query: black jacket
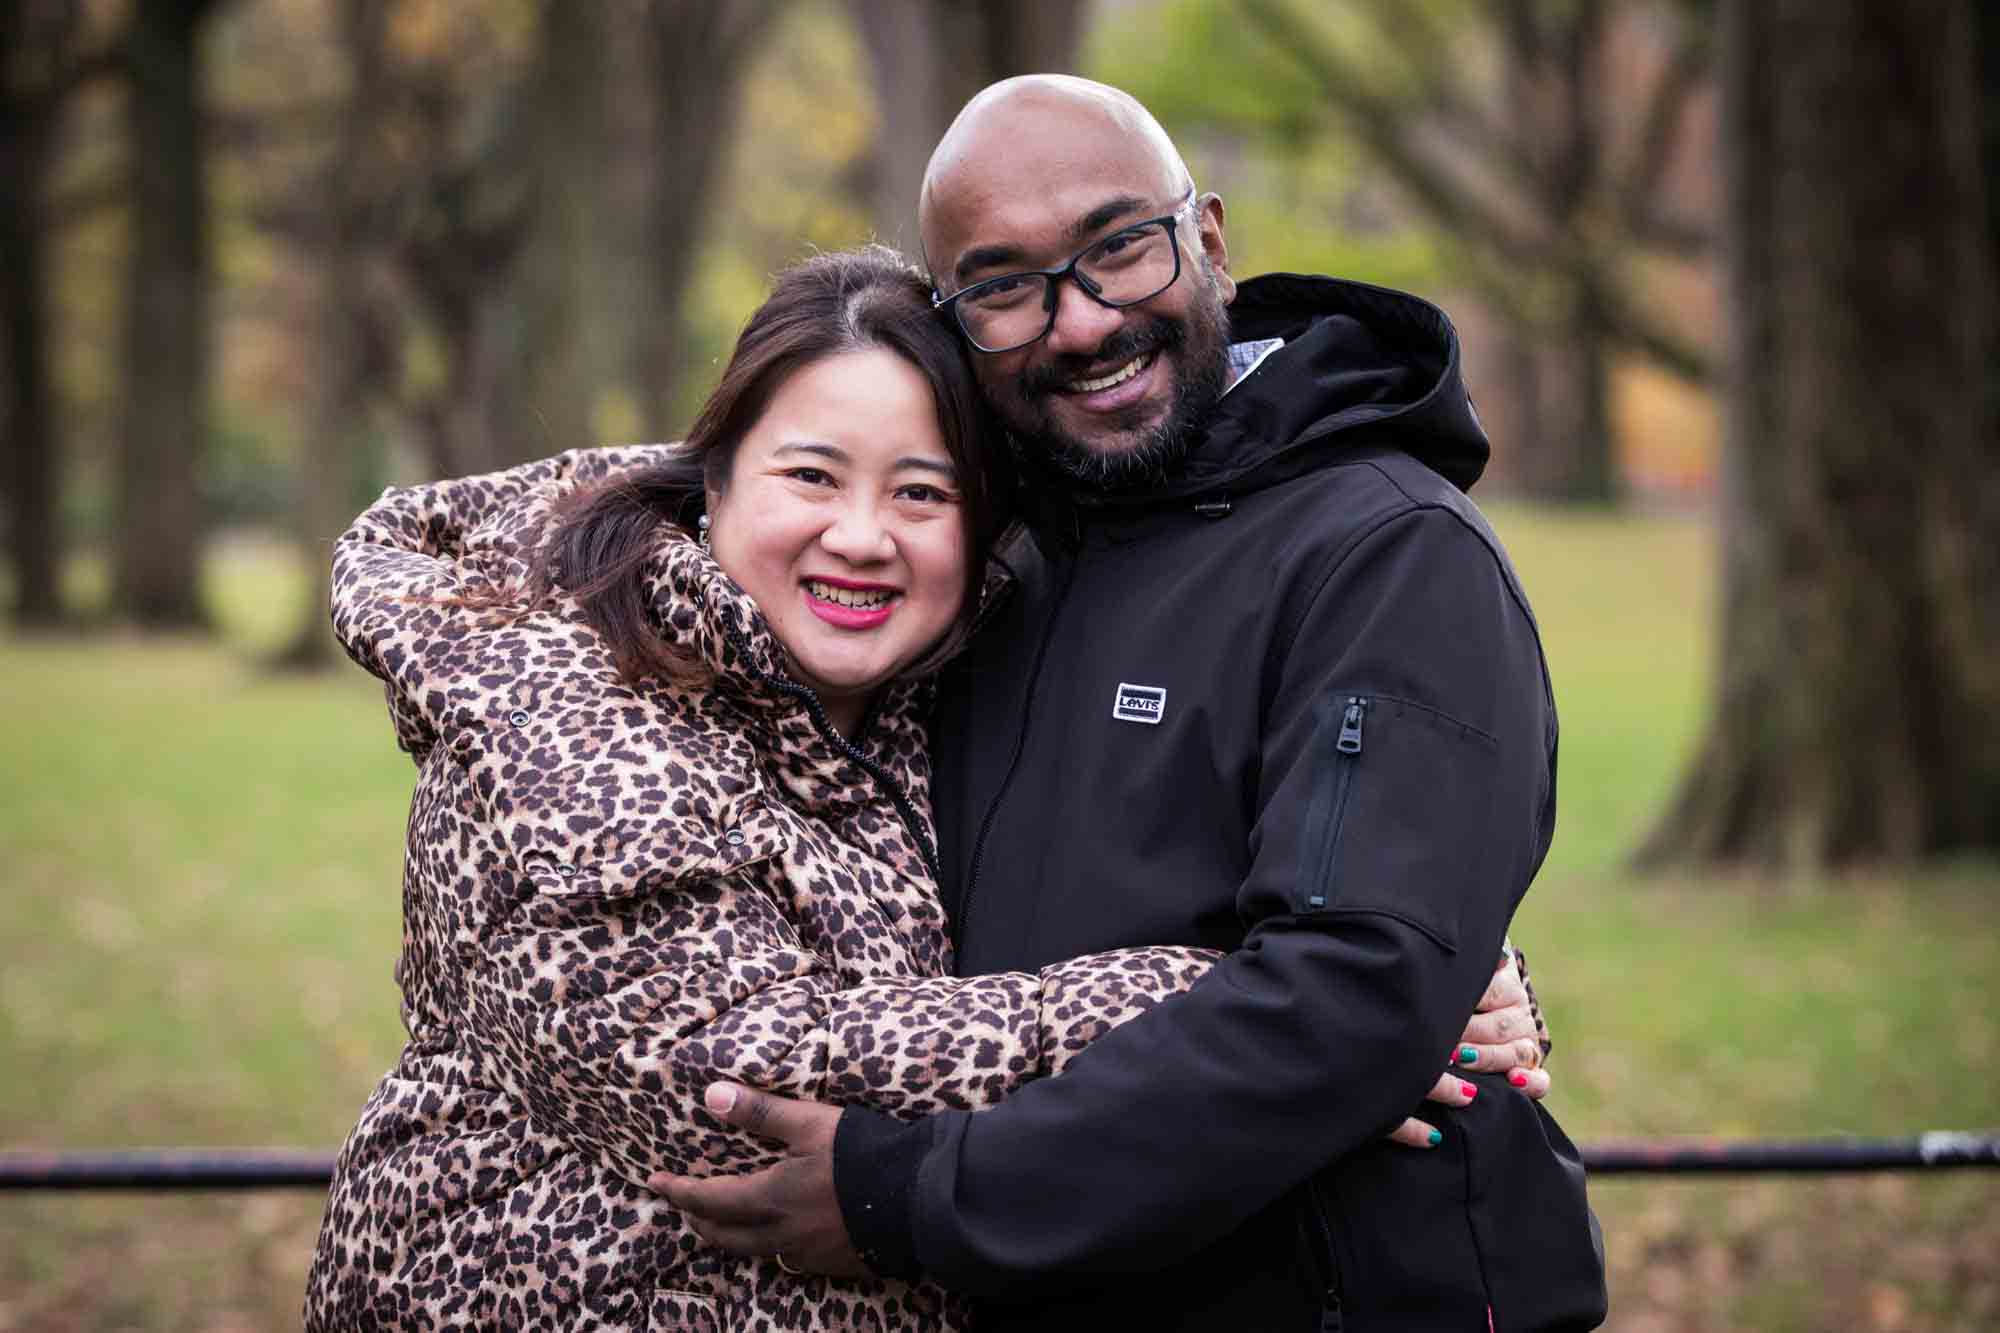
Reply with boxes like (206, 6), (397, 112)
(837, 275), (1607, 1330)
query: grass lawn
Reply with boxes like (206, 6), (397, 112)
(1, 512), (1995, 1331)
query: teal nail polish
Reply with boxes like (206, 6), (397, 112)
(1457, 1045), (1479, 1065)
(1427, 1129), (1443, 1147)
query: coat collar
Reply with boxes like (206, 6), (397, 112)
(637, 532), (932, 830)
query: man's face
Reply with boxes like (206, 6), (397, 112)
(924, 112), (1236, 490)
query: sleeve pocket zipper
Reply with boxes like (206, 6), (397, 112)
(1304, 696), (1368, 912)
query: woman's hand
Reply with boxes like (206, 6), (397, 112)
(1386, 949), (1551, 1149)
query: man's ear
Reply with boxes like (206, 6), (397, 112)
(1197, 192), (1235, 305)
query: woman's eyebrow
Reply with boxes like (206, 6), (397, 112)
(774, 441), (846, 462)
(776, 442), (954, 478)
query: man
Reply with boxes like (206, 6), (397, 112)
(659, 76), (1606, 1329)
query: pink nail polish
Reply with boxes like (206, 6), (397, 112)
(1461, 1081), (1478, 1100)
(1509, 1070), (1529, 1088)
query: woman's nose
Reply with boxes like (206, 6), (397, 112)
(819, 500), (895, 562)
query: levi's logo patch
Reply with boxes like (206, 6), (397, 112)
(1112, 682), (1167, 725)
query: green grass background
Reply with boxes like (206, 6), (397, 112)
(2, 513), (1995, 1330)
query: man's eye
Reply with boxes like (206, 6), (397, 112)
(1091, 228), (1150, 264)
(967, 276), (1033, 309)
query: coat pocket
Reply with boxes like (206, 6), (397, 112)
(1297, 692), (1500, 953)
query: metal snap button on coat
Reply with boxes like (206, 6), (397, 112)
(555, 863), (577, 879)
(724, 829), (748, 847)
(508, 709), (531, 726)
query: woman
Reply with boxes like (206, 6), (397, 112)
(304, 247), (1544, 1331)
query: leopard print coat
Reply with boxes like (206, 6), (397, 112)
(302, 446), (1219, 1332)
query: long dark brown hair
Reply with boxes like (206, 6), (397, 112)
(528, 245), (1004, 687)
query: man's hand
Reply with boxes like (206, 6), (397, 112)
(646, 1084), (869, 1277)
(1386, 949), (1552, 1149)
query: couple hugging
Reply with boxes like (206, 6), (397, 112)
(304, 76), (1607, 1332)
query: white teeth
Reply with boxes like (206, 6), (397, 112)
(805, 580), (897, 610)
(1068, 352), (1152, 394)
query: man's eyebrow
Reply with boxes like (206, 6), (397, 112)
(952, 195), (1153, 285)
(954, 243), (1025, 285)
(1067, 195), (1150, 245)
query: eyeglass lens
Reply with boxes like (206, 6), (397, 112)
(958, 220), (1181, 351)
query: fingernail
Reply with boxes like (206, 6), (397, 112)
(1457, 1046), (1479, 1065)
(1427, 1129), (1443, 1147)
(1509, 1070), (1529, 1088)
(705, 1083), (739, 1115)
(1461, 1081), (1478, 1100)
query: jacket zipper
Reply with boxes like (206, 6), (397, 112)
(1306, 697), (1367, 911)
(1300, 1178), (1345, 1327)
(717, 618), (940, 882)
(955, 554), (1079, 952)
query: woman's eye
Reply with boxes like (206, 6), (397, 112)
(897, 484), (955, 504)
(785, 467), (834, 486)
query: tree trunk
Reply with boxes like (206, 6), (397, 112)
(627, 0), (787, 438)
(1637, 0), (1999, 868)
(274, 0), (383, 670)
(852, 0), (1088, 251)
(1509, 282), (1616, 502)
(498, 0), (611, 465)
(0, 42), (63, 626)
(114, 0), (217, 628)
(1500, 0), (1619, 504)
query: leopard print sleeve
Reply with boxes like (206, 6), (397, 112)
(460, 870), (1220, 1189)
(1508, 939), (1555, 1061)
(809, 945), (1222, 1116)
(329, 445), (675, 759)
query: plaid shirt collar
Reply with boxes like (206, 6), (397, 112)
(1221, 337), (1285, 396)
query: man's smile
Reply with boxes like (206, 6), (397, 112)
(1064, 351), (1155, 394)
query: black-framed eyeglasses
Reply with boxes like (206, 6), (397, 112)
(933, 188), (1200, 354)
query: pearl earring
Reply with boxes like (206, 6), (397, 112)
(697, 512), (712, 554)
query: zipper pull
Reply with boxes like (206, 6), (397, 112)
(1336, 698), (1367, 754)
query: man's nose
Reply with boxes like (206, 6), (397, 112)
(1041, 276), (1126, 359)
(819, 499), (895, 562)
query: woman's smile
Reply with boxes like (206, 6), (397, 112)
(802, 575), (903, 627)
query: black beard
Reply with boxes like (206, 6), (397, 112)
(1004, 282), (1232, 493)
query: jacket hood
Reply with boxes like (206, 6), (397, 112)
(1017, 274), (1489, 514)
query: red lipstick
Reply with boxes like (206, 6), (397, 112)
(802, 576), (900, 630)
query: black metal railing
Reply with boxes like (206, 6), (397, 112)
(1, 1132), (1996, 1191)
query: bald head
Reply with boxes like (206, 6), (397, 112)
(919, 76), (1195, 286)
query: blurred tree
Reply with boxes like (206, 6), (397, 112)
(1638, 0), (1998, 867)
(1138, 0), (1716, 503)
(0, 0), (103, 626)
(626, 0), (790, 437)
(508, 0), (611, 460)
(373, 0), (784, 466)
(852, 0), (1087, 251)
(114, 0), (230, 628)
(272, 0), (391, 669)
(1985, 0), (1999, 446)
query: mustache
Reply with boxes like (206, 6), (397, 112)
(1018, 318), (1186, 397)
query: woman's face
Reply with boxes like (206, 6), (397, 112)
(707, 347), (968, 731)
